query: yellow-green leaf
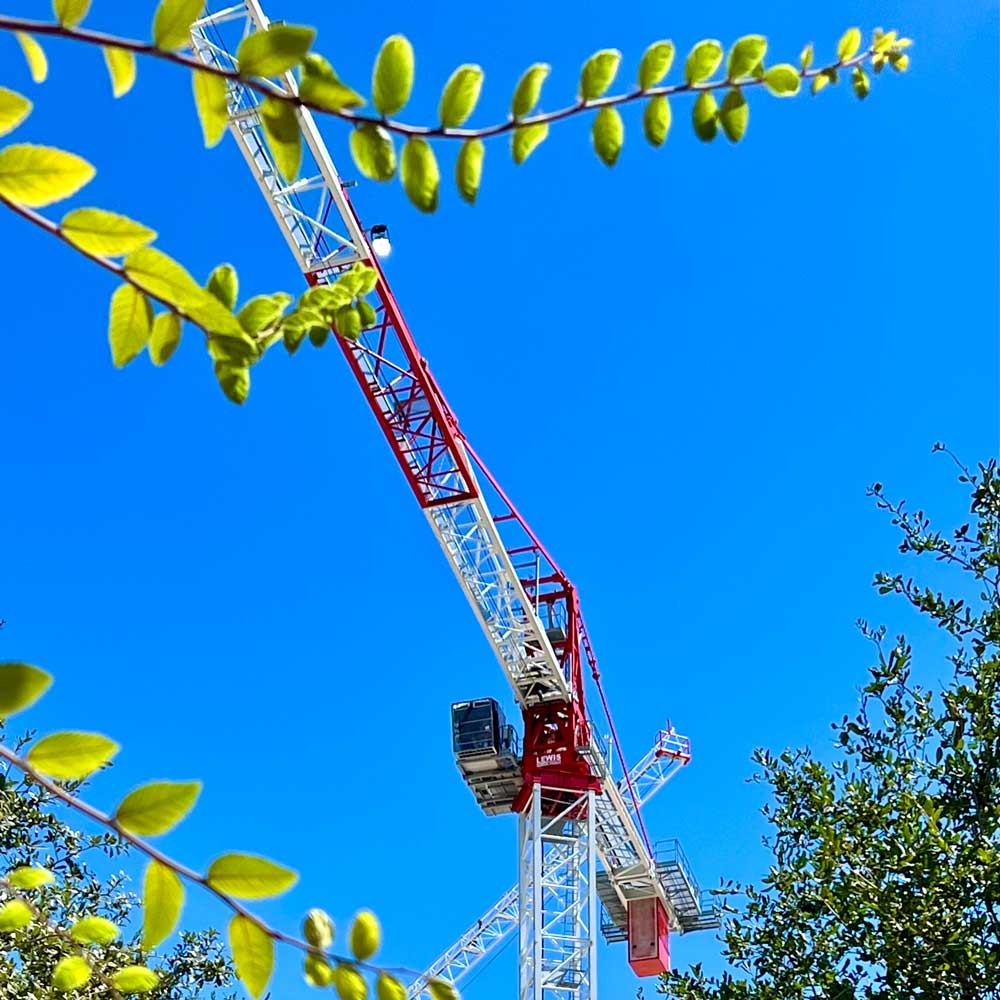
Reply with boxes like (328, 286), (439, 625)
(852, 65), (870, 99)
(8, 866), (54, 890)
(62, 208), (156, 256)
(428, 980), (459, 1000)
(580, 49), (620, 100)
(214, 362), (249, 403)
(260, 95), (301, 182)
(800, 43), (814, 70)
(52, 956), (92, 992)
(306, 955), (335, 987)
(372, 34), (414, 116)
(334, 963), (368, 1000)
(192, 68), (228, 148)
(763, 64), (801, 96)
(16, 33), (47, 83)
(349, 910), (380, 961)
(206, 854), (298, 899)
(54, 0), (91, 27)
(206, 263), (238, 310)
(0, 144), (94, 208)
(591, 106), (623, 166)
(108, 284), (153, 368)
(727, 35), (767, 80)
(643, 95), (671, 147)
(376, 973), (407, 1000)
(873, 30), (898, 54)
(237, 24), (314, 78)
(102, 46), (136, 97)
(889, 51), (910, 72)
(335, 304), (362, 340)
(512, 122), (548, 165)
(149, 312), (182, 365)
(70, 915), (120, 945)
(837, 27), (862, 62)
(439, 64), (483, 127)
(238, 293), (289, 334)
(0, 900), (33, 931)
(719, 87), (748, 142)
(455, 138), (483, 205)
(349, 124), (396, 182)
(692, 91), (718, 141)
(304, 908), (335, 949)
(400, 138), (439, 213)
(0, 662), (51, 716)
(142, 860), (184, 949)
(28, 731), (119, 780)
(152, 0), (205, 51)
(115, 780), (201, 836)
(511, 63), (549, 118)
(230, 915), (273, 999)
(300, 54), (364, 111)
(0, 88), (32, 138)
(685, 40), (723, 84)
(638, 41), (674, 90)
(111, 966), (159, 994)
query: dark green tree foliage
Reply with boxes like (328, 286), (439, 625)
(661, 451), (1000, 1000)
(0, 732), (236, 999)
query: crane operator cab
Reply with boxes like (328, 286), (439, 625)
(451, 698), (523, 816)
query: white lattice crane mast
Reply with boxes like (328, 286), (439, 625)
(190, 8), (718, 1000)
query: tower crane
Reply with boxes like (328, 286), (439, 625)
(191, 7), (720, 1000)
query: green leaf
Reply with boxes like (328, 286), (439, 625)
(429, 980), (460, 1000)
(52, 956), (92, 992)
(400, 138), (439, 213)
(299, 54), (364, 111)
(54, 0), (91, 27)
(0, 144), (95, 208)
(308, 325), (329, 348)
(152, 0), (205, 51)
(206, 264), (238, 310)
(16, 33), (48, 83)
(149, 311), (182, 365)
(192, 68), (228, 148)
(889, 51), (910, 72)
(62, 208), (156, 256)
(511, 63), (549, 118)
(213, 362), (250, 404)
(8, 866), (54, 889)
(377, 973), (407, 1000)
(685, 40), (723, 84)
(349, 910), (381, 961)
(125, 248), (242, 336)
(334, 964), (368, 1000)
(837, 27), (862, 62)
(108, 284), (153, 368)
(0, 662), (51, 716)
(115, 780), (201, 836)
(643, 95), (671, 147)
(800, 43), (814, 70)
(638, 41), (674, 90)
(591, 106), (623, 166)
(206, 854), (298, 899)
(372, 34), (414, 116)
(237, 24), (314, 78)
(763, 64), (801, 96)
(349, 124), (396, 182)
(727, 35), (767, 79)
(852, 65), (871, 99)
(347, 263), (379, 295)
(692, 91), (718, 141)
(142, 860), (184, 949)
(304, 908), (335, 949)
(336, 305), (362, 341)
(238, 294), (289, 334)
(27, 731), (120, 780)
(230, 915), (274, 999)
(811, 69), (836, 95)
(0, 900), (33, 931)
(306, 955), (335, 986)
(0, 88), (32, 138)
(102, 46), (136, 98)
(357, 299), (377, 328)
(70, 915), (120, 945)
(580, 49), (621, 100)
(455, 139), (484, 205)
(719, 87), (748, 142)
(512, 122), (548, 165)
(110, 966), (159, 994)
(260, 96), (301, 182)
(439, 64), (483, 127)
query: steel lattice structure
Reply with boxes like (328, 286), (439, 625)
(191, 6), (719, 999)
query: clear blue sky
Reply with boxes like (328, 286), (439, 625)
(1, 0), (997, 997)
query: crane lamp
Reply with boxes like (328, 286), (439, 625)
(370, 225), (391, 258)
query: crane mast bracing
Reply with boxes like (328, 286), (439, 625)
(191, 5), (718, 998)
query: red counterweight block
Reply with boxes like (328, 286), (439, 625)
(627, 897), (670, 976)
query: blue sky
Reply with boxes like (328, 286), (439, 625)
(1, 0), (997, 997)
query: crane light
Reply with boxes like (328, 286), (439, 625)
(370, 224), (391, 258)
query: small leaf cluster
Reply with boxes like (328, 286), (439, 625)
(0, 663), (459, 1000)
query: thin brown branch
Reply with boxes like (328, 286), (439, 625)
(0, 13), (886, 141)
(0, 742), (420, 980)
